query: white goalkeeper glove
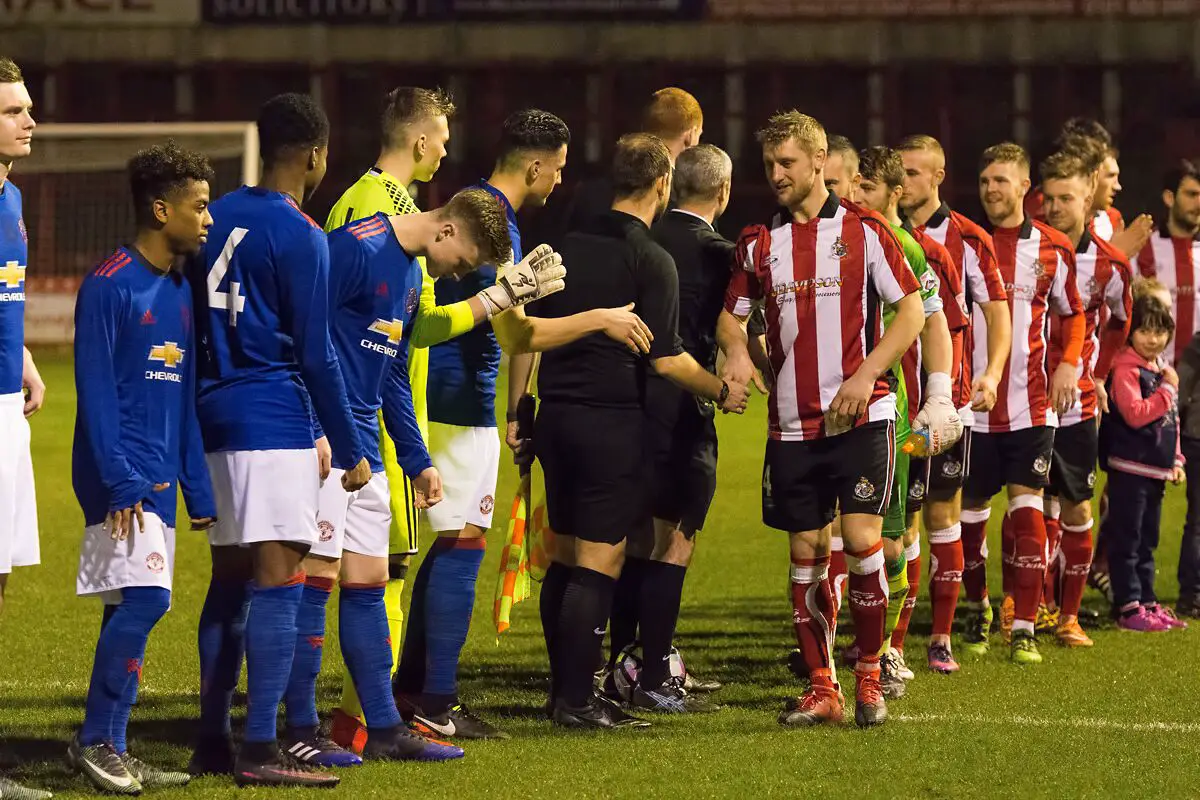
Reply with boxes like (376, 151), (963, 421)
(476, 244), (566, 319)
(914, 372), (963, 456)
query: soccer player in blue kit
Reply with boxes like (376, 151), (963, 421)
(0, 54), (49, 800)
(281, 188), (563, 766)
(187, 93), (371, 789)
(68, 141), (217, 796)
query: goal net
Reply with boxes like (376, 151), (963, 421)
(17, 122), (258, 343)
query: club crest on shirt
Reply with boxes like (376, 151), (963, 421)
(17, 218), (26, 243)
(1085, 276), (1102, 303)
(920, 270), (940, 296)
(854, 476), (876, 501)
(1086, 470), (1096, 488)
(406, 287), (418, 315)
(317, 520), (335, 543)
(1031, 258), (1048, 281)
(1032, 455), (1050, 476)
(830, 236), (849, 259)
(145, 552), (165, 574)
(480, 495), (494, 515)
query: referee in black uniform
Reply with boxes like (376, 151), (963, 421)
(532, 133), (748, 729)
(606, 144), (737, 713)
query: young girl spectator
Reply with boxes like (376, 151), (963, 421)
(1099, 292), (1189, 631)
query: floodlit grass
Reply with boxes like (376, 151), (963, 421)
(1, 352), (1196, 798)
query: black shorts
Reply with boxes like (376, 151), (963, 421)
(646, 400), (718, 537)
(907, 456), (932, 515)
(928, 427), (972, 502)
(1048, 420), (1099, 503)
(762, 420), (896, 533)
(535, 402), (650, 545)
(963, 426), (1055, 503)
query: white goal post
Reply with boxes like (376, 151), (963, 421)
(18, 121), (259, 344)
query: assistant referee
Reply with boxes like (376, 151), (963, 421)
(530, 133), (748, 730)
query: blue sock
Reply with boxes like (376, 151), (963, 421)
(283, 577), (333, 736)
(340, 582), (402, 731)
(244, 577), (304, 745)
(197, 580), (252, 739)
(422, 537), (486, 710)
(81, 587), (170, 748)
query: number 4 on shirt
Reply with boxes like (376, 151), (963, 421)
(208, 227), (249, 326)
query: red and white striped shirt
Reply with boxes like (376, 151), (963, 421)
(1089, 207), (1124, 242)
(916, 203), (1008, 418)
(900, 225), (972, 421)
(1136, 229), (1200, 365)
(1048, 230), (1133, 426)
(725, 194), (920, 441)
(982, 217), (1084, 434)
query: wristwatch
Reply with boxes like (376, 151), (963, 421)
(717, 380), (729, 405)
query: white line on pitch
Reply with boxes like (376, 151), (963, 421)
(894, 712), (1200, 734)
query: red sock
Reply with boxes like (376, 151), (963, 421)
(929, 523), (964, 636)
(1058, 522), (1094, 619)
(790, 555), (837, 692)
(1001, 512), (1016, 596)
(829, 538), (848, 615)
(845, 541), (887, 667)
(1043, 501), (1062, 608)
(1009, 500), (1048, 624)
(961, 508), (991, 605)
(890, 542), (922, 650)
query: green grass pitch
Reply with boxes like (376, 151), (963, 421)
(1, 352), (1196, 799)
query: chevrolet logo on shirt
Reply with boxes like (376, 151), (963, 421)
(0, 261), (26, 301)
(369, 318), (404, 343)
(149, 342), (185, 367)
(146, 342), (186, 382)
(362, 318), (404, 358)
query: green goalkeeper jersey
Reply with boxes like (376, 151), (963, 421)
(324, 168), (476, 439)
(882, 223), (942, 439)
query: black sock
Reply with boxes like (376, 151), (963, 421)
(609, 557), (647, 667)
(539, 561), (571, 701)
(554, 567), (616, 708)
(393, 552), (434, 697)
(241, 740), (277, 764)
(637, 561), (688, 690)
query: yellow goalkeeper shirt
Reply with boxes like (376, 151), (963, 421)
(324, 167), (476, 440)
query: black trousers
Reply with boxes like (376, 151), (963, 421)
(1180, 437), (1200, 602)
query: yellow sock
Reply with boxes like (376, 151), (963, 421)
(385, 577), (406, 675)
(881, 557), (910, 657)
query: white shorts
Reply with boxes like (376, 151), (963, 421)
(77, 511), (175, 601)
(426, 423), (501, 534)
(205, 449), (319, 549)
(0, 393), (39, 574)
(310, 470), (391, 560)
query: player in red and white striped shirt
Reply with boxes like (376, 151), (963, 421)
(717, 111), (924, 729)
(961, 142), (1085, 666)
(1136, 159), (1200, 365)
(897, 134), (1012, 674)
(1040, 151), (1133, 648)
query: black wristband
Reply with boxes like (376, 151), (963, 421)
(505, 410), (520, 423)
(717, 380), (729, 405)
